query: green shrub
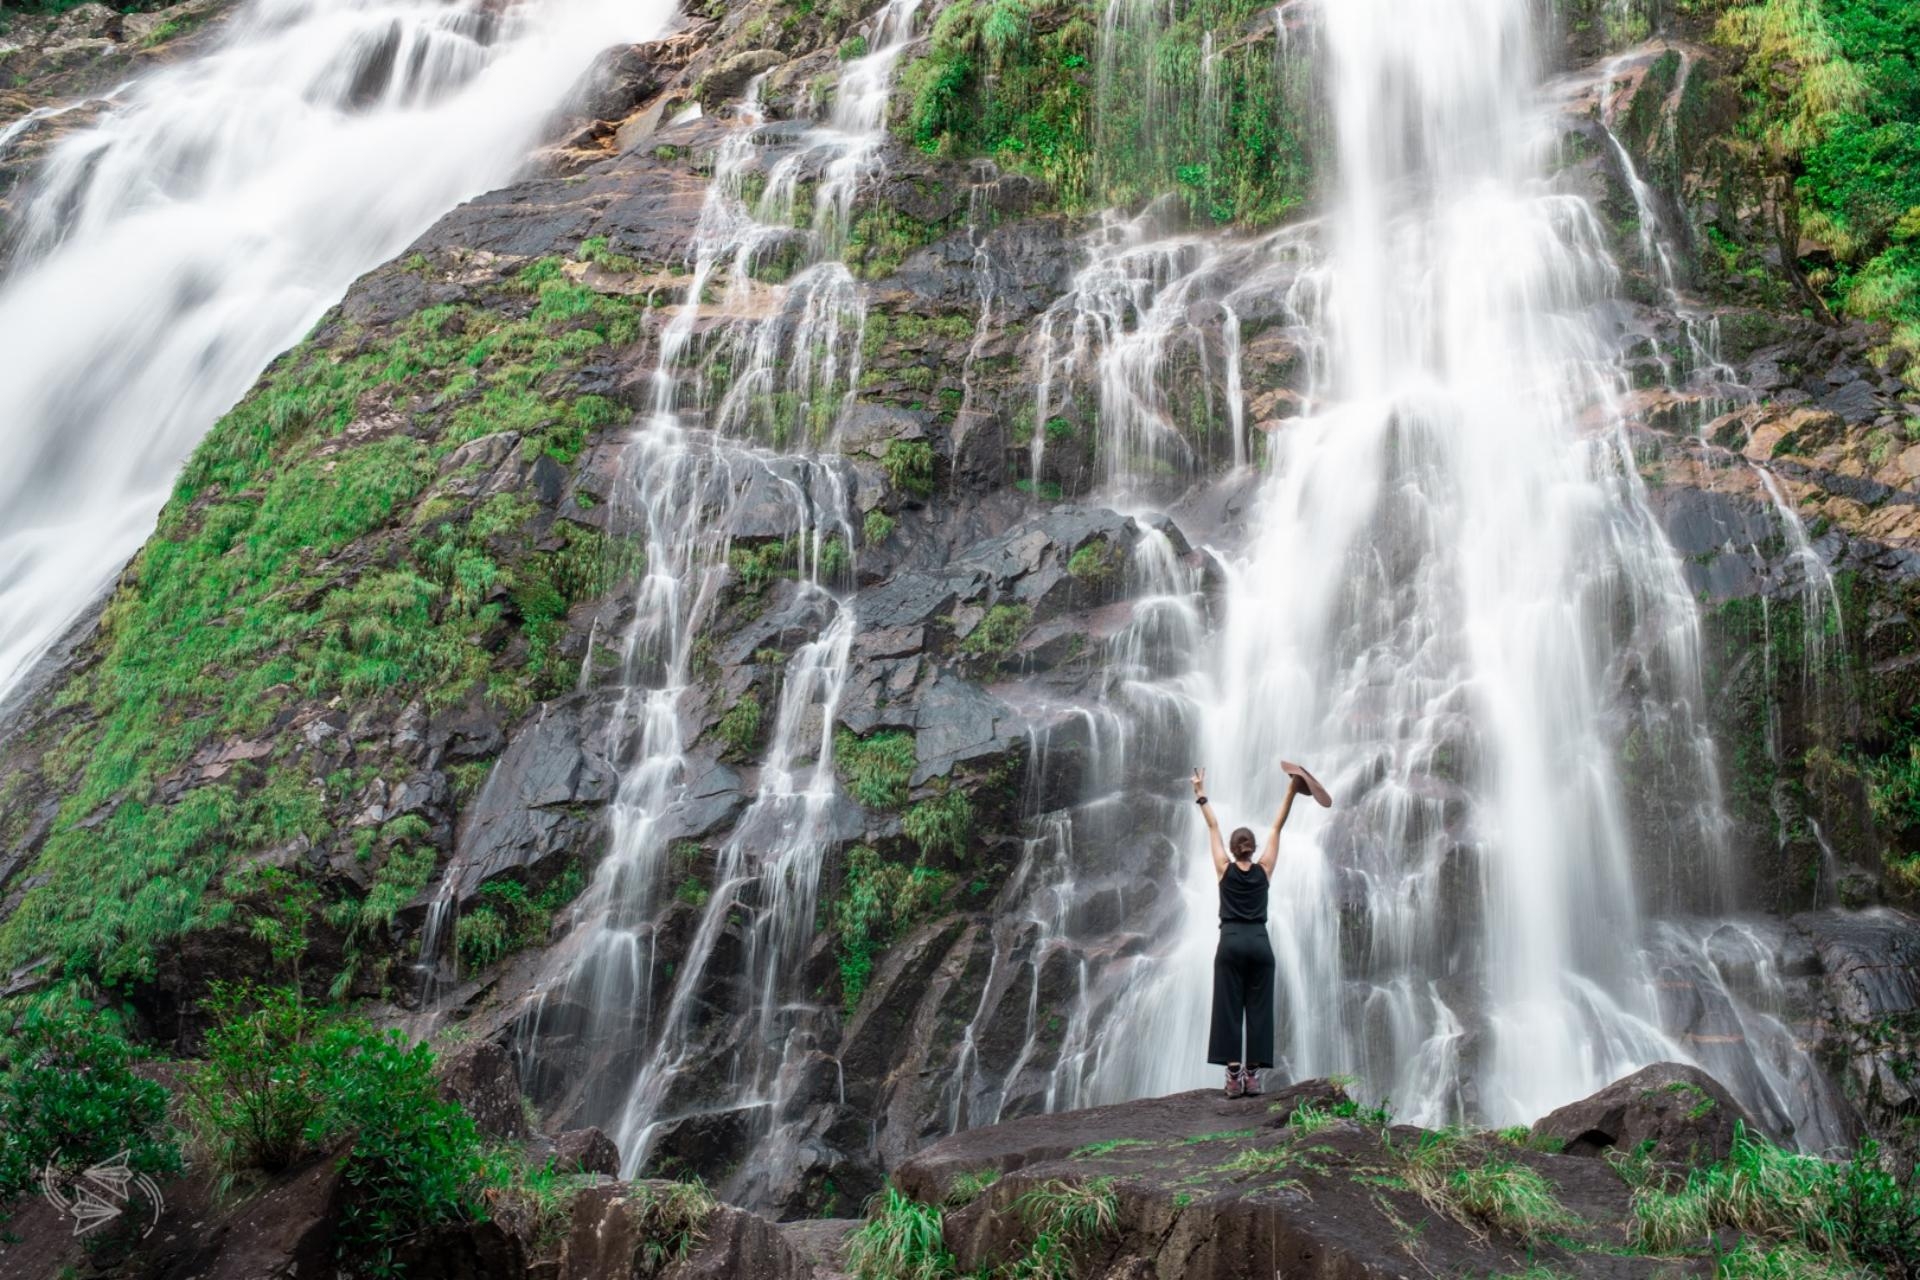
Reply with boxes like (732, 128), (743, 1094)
(0, 1003), (179, 1210)
(182, 985), (489, 1274)
(329, 1030), (487, 1273)
(185, 983), (332, 1179)
(863, 510), (898, 545)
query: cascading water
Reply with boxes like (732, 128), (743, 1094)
(514, 0), (927, 1186)
(0, 0), (669, 707)
(994, 0), (1850, 1144)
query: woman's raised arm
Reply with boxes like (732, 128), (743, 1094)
(1258, 777), (1308, 875)
(1192, 768), (1228, 879)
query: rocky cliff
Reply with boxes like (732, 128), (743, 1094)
(3, 0), (1920, 1273)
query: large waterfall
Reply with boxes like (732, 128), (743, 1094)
(0, 0), (671, 706)
(956, 0), (1853, 1149)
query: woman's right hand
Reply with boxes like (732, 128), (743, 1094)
(1191, 767), (1206, 799)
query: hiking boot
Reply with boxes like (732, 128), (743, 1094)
(1224, 1066), (1245, 1099)
(1241, 1068), (1263, 1096)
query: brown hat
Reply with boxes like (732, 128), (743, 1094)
(1281, 760), (1332, 808)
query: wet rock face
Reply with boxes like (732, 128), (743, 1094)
(1531, 1061), (1757, 1166)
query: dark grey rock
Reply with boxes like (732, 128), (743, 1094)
(1532, 1062), (1756, 1166)
(437, 1041), (529, 1140)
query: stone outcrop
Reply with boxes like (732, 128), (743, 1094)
(895, 1078), (1720, 1279)
(1531, 1060), (1759, 1166)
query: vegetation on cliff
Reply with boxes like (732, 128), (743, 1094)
(1716, 0), (1920, 362)
(898, 0), (1317, 224)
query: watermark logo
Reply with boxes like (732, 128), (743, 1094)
(39, 1151), (165, 1239)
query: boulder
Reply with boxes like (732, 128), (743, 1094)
(437, 1040), (530, 1141)
(554, 1126), (622, 1177)
(700, 49), (785, 105)
(1531, 1062), (1756, 1166)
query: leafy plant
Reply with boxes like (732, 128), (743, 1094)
(0, 1003), (179, 1211)
(185, 983), (333, 1180)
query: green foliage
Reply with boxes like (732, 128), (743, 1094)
(846, 1185), (953, 1280)
(899, 0), (1313, 225)
(729, 539), (797, 593)
(185, 984), (333, 1179)
(453, 867), (585, 972)
(958, 603), (1033, 662)
(945, 1167), (1002, 1205)
(180, 982), (489, 1272)
(0, 255), (640, 988)
(882, 439), (937, 497)
(714, 692), (764, 758)
(836, 730), (918, 809)
(903, 788), (974, 859)
(0, 1003), (179, 1210)
(833, 846), (954, 1012)
(1718, 0), (1920, 353)
(1627, 1124), (1920, 1274)
(329, 1032), (487, 1273)
(863, 509), (898, 545)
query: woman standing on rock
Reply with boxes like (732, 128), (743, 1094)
(1191, 764), (1324, 1098)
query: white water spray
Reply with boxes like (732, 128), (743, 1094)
(0, 0), (670, 704)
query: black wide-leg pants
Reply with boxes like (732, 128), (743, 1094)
(1208, 921), (1276, 1067)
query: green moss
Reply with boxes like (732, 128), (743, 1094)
(0, 262), (643, 988)
(1067, 539), (1122, 585)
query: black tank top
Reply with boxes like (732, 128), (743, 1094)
(1219, 861), (1268, 923)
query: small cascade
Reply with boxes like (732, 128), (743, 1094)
(515, 0), (927, 1187)
(1028, 210), (1313, 493)
(0, 0), (670, 705)
(1594, 49), (1735, 403)
(1752, 464), (1844, 675)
